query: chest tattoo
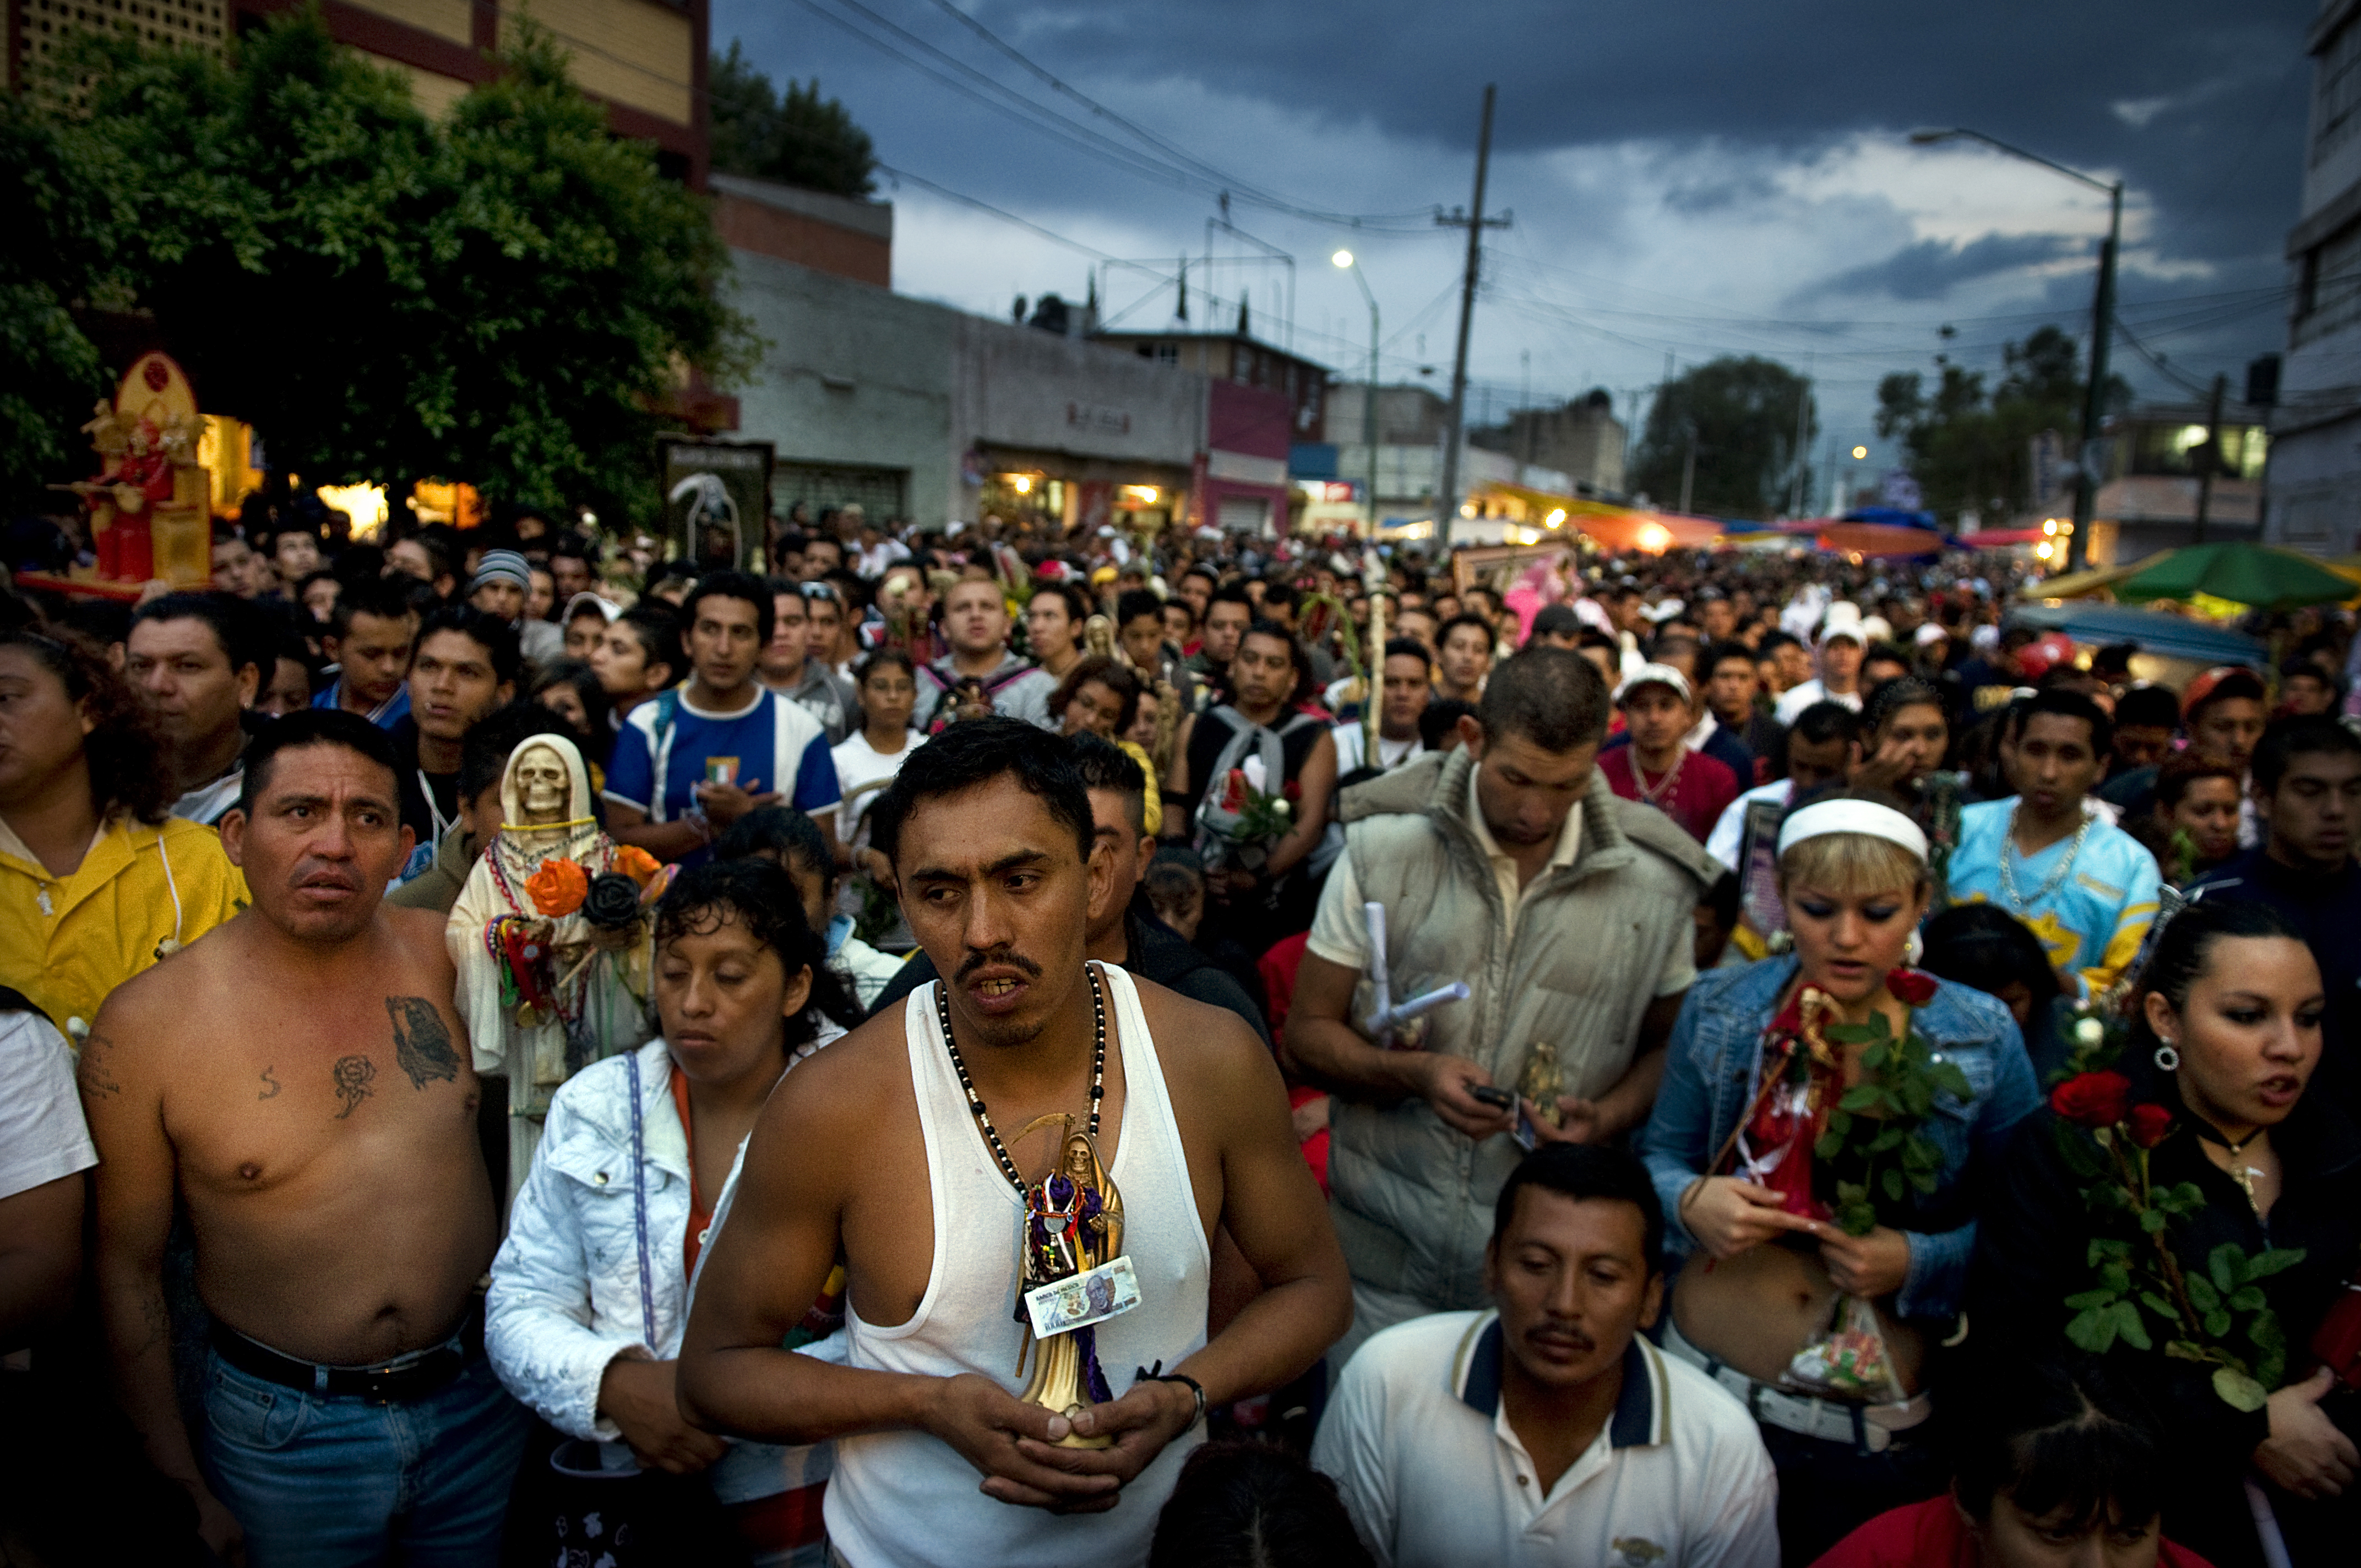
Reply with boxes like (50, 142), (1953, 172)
(387, 997), (460, 1091)
(331, 1055), (377, 1119)
(257, 1067), (281, 1101)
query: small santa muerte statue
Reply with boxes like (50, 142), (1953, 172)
(446, 735), (667, 1187)
(1011, 1121), (1125, 1447)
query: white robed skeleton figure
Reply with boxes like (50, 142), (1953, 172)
(445, 736), (659, 1191)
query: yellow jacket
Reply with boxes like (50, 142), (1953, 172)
(0, 814), (248, 1038)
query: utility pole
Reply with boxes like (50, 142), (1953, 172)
(1679, 422), (1699, 516)
(1435, 84), (1510, 548)
(2193, 372), (2227, 546)
(1787, 356), (1814, 518)
(2068, 183), (2122, 571)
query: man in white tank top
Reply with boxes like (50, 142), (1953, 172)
(682, 720), (1350, 1567)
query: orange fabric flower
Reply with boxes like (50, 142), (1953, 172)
(613, 845), (662, 889)
(526, 858), (590, 917)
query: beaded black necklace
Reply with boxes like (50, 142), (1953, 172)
(934, 961), (1108, 1196)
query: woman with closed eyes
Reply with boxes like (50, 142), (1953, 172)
(1638, 787), (2042, 1564)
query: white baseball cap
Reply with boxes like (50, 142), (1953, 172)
(1614, 662), (1693, 706)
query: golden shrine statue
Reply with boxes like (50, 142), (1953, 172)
(61, 353), (213, 587)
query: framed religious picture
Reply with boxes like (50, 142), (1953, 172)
(659, 438), (774, 571)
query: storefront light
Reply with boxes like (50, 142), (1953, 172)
(1638, 523), (1671, 552)
(2036, 541), (2055, 560)
(1546, 508), (1567, 527)
(2043, 519), (2058, 536)
(1008, 474), (1033, 494)
(1123, 485), (1161, 505)
(317, 482), (388, 539)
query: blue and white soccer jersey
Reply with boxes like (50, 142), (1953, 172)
(605, 689), (841, 867)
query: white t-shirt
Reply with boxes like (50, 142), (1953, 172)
(0, 1010), (98, 1201)
(1313, 1310), (1779, 1568)
(1331, 724), (1424, 777)
(831, 729), (916, 844)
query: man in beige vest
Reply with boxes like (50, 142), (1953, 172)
(1283, 646), (1719, 1366)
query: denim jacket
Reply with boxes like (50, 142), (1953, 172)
(1636, 956), (2041, 1321)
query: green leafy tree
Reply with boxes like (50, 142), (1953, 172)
(0, 100), (116, 508)
(8, 9), (755, 520)
(710, 41), (877, 198)
(1875, 325), (2130, 527)
(1629, 356), (1816, 521)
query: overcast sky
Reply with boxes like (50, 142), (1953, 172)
(714, 0), (2315, 499)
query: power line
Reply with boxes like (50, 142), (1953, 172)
(788, 0), (1435, 231)
(909, 0), (1428, 230)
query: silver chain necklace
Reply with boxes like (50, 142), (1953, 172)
(1998, 802), (2093, 913)
(1636, 748), (1687, 808)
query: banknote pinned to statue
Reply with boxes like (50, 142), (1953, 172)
(1010, 1119), (1127, 1449)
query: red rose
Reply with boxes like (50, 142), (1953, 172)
(2126, 1103), (2174, 1148)
(1282, 778), (1302, 802)
(1885, 968), (1938, 1006)
(2050, 1070), (2131, 1129)
(1220, 769), (1248, 814)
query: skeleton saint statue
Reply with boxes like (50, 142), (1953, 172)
(1013, 1121), (1125, 1447)
(447, 735), (660, 1190)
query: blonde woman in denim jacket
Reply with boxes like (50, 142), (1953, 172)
(1636, 790), (2041, 1564)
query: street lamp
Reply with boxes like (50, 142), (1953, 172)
(1908, 127), (2121, 573)
(1334, 249), (1381, 540)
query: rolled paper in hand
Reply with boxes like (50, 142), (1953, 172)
(1368, 982), (1471, 1040)
(1362, 902), (1391, 1030)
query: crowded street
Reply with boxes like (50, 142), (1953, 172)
(2, 2), (2356, 1565)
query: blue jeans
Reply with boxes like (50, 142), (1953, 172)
(200, 1347), (531, 1568)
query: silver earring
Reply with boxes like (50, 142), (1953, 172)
(2153, 1038), (2179, 1072)
(1903, 930), (1924, 966)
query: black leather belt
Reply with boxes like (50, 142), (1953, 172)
(208, 1303), (482, 1405)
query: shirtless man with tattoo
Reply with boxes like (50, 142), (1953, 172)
(81, 711), (527, 1567)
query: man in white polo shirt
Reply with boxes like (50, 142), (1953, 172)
(1312, 1144), (1776, 1568)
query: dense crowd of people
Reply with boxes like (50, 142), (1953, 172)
(3, 497), (2360, 1567)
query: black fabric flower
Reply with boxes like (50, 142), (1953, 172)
(581, 871), (644, 929)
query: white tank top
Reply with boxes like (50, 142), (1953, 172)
(825, 964), (1211, 1567)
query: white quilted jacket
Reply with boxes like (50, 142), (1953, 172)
(485, 1032), (844, 1502)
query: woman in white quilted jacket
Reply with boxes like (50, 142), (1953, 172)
(487, 858), (861, 1566)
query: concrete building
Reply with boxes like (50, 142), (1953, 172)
(723, 172), (1269, 534)
(2091, 400), (2271, 564)
(2268, 0), (2361, 554)
(9, 0), (708, 184)
(1307, 383), (1580, 538)
(1470, 390), (1628, 496)
(1093, 325), (1330, 444)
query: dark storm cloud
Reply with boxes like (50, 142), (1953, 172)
(724, 0), (2312, 273)
(714, 0), (2318, 426)
(1818, 233), (2086, 303)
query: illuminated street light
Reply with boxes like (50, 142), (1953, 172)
(1332, 249), (1354, 269)
(1851, 445), (1868, 460)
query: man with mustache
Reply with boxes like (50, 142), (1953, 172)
(681, 718), (1348, 1566)
(79, 710), (527, 1565)
(1312, 1144), (1777, 1567)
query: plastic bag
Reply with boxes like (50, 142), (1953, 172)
(1782, 1293), (1906, 1402)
